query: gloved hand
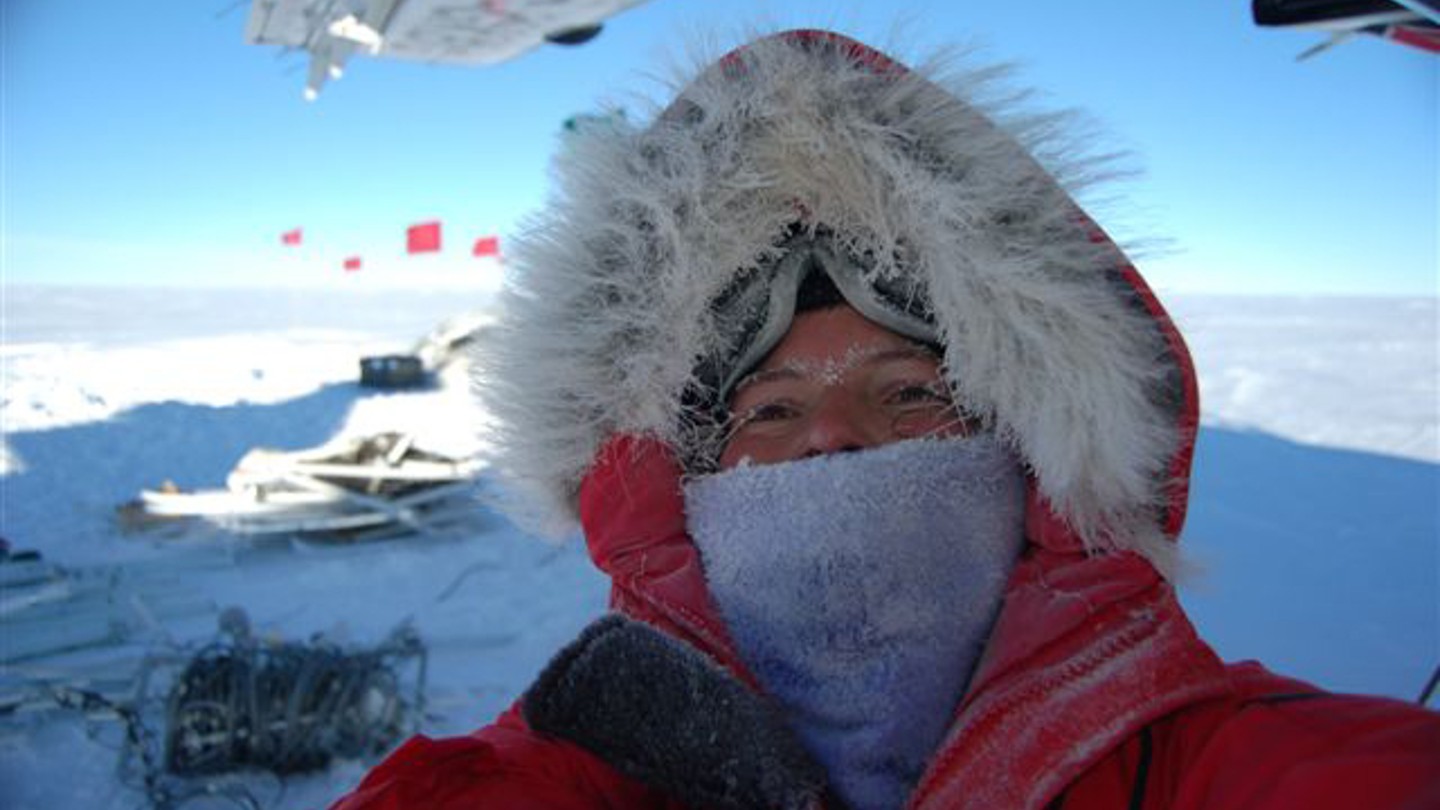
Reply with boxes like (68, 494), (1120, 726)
(524, 614), (825, 810)
(577, 434), (749, 682)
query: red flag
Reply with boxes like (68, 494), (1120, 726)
(343, 256), (362, 272)
(472, 235), (500, 257)
(281, 228), (303, 246)
(407, 221), (442, 254)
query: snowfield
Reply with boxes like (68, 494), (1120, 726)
(1, 285), (1435, 809)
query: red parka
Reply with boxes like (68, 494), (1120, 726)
(331, 436), (1440, 810)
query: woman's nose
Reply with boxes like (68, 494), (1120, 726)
(799, 393), (879, 458)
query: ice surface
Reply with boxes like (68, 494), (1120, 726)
(0, 286), (1434, 808)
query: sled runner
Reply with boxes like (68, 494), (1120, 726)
(131, 432), (485, 540)
(0, 551), (216, 723)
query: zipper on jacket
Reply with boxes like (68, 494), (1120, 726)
(1127, 726), (1154, 810)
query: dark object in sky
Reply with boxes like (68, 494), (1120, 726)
(245, 0), (655, 101)
(1252, 0), (1440, 56)
(546, 24), (603, 46)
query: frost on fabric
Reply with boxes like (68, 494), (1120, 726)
(684, 436), (1028, 810)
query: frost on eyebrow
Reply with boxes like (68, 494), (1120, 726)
(732, 344), (941, 395)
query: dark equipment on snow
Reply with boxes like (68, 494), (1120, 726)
(44, 611), (428, 809)
(358, 311), (491, 389)
(359, 354), (425, 388)
(164, 610), (426, 776)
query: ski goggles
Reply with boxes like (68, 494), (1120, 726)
(695, 231), (940, 412)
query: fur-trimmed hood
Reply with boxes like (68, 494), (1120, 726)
(474, 29), (1198, 569)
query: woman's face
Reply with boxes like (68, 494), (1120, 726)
(718, 304), (974, 469)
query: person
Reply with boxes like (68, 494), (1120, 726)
(331, 29), (1439, 810)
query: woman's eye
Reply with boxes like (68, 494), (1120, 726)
(744, 402), (800, 423)
(889, 384), (952, 406)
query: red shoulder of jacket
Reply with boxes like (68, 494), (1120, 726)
(1061, 662), (1440, 810)
(327, 704), (667, 810)
(1177, 663), (1440, 810)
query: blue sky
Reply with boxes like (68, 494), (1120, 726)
(3, 1), (1436, 294)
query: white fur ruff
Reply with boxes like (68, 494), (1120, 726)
(472, 31), (1187, 569)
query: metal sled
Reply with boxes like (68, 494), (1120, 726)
(131, 432), (484, 540)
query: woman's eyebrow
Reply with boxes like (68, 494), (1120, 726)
(732, 366), (805, 396)
(733, 345), (939, 397)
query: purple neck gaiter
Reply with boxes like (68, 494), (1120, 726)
(685, 436), (1027, 810)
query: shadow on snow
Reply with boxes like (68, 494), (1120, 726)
(1, 382), (362, 561)
(1180, 427), (1438, 702)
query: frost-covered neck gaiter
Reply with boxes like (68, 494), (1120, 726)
(684, 437), (1027, 810)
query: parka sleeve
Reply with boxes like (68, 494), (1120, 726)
(327, 704), (665, 810)
(1173, 689), (1440, 810)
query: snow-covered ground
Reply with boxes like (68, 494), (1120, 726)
(1, 286), (1435, 809)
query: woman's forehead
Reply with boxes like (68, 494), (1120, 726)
(732, 305), (942, 397)
(737, 346), (940, 392)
